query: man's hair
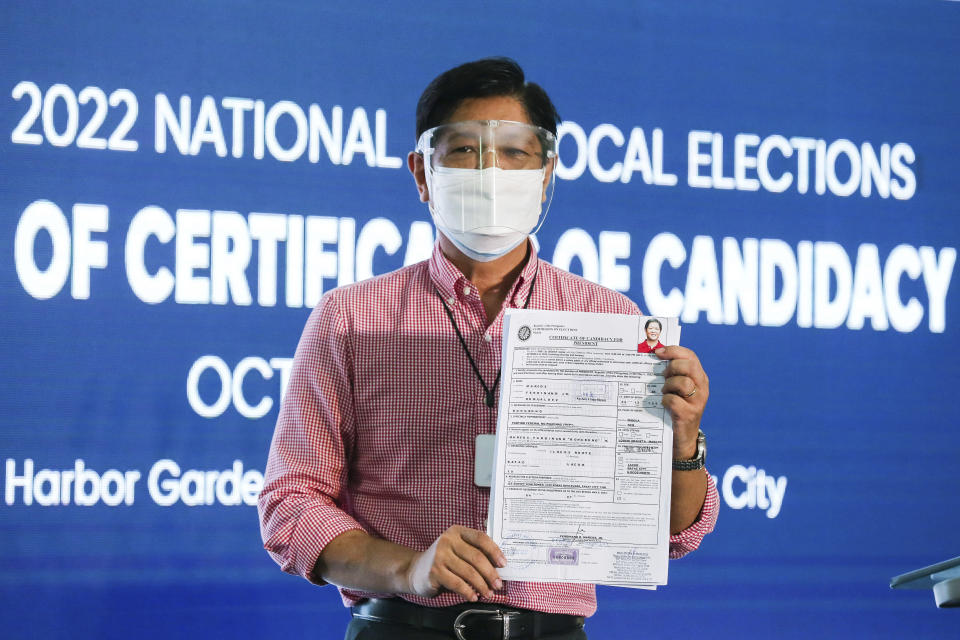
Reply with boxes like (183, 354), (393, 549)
(645, 318), (662, 331)
(415, 57), (561, 139)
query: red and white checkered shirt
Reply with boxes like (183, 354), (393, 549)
(259, 241), (719, 617)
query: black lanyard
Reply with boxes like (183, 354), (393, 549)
(437, 271), (537, 408)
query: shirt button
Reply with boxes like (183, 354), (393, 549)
(484, 333), (492, 342)
(447, 297), (456, 306)
(463, 286), (471, 296)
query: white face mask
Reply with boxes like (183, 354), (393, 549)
(428, 166), (547, 262)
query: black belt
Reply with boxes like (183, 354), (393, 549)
(351, 598), (585, 640)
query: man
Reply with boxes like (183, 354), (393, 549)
(638, 318), (666, 353)
(259, 58), (718, 640)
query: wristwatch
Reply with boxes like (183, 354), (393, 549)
(672, 430), (706, 471)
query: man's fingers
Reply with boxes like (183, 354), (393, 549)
(408, 526), (507, 601)
(460, 528), (507, 568)
(662, 358), (695, 379)
(653, 346), (709, 458)
(436, 565), (480, 602)
(420, 526), (504, 601)
(663, 357), (706, 382)
(654, 345), (695, 360)
(662, 376), (699, 399)
(445, 553), (495, 598)
(452, 541), (503, 592)
(455, 528), (504, 592)
(660, 357), (709, 399)
(662, 392), (700, 414)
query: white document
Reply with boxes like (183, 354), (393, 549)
(487, 310), (680, 589)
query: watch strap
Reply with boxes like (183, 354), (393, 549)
(672, 430), (706, 471)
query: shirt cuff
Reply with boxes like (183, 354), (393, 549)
(668, 468), (719, 559)
(287, 503), (367, 585)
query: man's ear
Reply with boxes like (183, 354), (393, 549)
(541, 156), (556, 203)
(408, 152), (429, 203)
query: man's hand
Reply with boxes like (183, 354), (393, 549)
(406, 525), (506, 602)
(656, 346), (709, 459)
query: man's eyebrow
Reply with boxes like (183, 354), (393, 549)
(436, 133), (475, 147)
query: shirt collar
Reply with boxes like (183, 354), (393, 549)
(428, 239), (539, 308)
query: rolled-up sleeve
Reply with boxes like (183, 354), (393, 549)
(258, 291), (366, 584)
(668, 468), (719, 558)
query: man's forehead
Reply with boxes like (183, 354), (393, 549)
(435, 120), (541, 138)
(440, 120), (537, 139)
(445, 95), (531, 125)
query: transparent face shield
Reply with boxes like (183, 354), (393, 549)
(416, 120), (557, 237)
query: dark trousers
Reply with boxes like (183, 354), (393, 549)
(344, 616), (589, 640)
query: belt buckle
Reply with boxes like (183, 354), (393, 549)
(453, 608), (520, 640)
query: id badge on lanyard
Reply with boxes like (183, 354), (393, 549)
(474, 434), (495, 487)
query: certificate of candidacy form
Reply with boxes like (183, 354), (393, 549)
(487, 310), (681, 588)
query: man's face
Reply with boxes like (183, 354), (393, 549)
(646, 323), (661, 342)
(408, 95), (555, 203)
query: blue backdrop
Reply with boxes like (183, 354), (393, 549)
(2, 1), (958, 638)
